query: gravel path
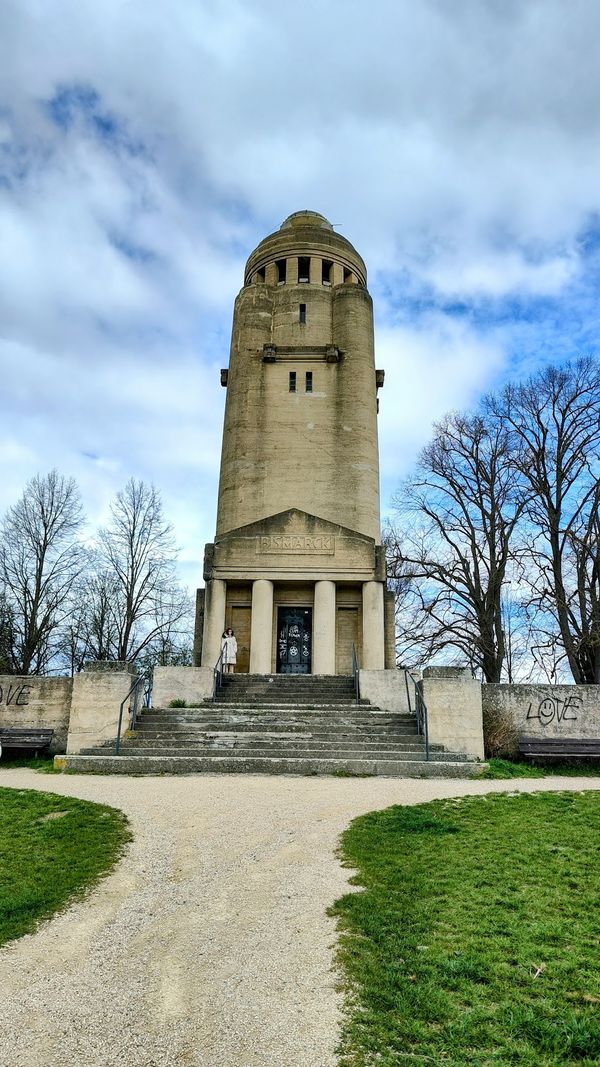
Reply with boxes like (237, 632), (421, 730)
(0, 771), (598, 1067)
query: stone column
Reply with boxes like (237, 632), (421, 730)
(249, 579), (274, 674)
(312, 580), (336, 675)
(200, 579), (226, 668)
(362, 580), (385, 670)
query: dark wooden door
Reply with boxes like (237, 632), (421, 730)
(277, 607), (312, 674)
(229, 605), (251, 673)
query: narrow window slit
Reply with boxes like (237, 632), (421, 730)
(289, 371), (297, 393)
(322, 260), (332, 285)
(305, 371), (313, 393)
(276, 259), (287, 285)
(299, 303), (306, 324)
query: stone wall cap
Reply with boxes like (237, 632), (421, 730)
(423, 666), (473, 679)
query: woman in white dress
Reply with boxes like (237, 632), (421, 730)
(221, 628), (238, 673)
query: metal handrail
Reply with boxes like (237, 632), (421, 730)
(115, 675), (145, 755)
(351, 644), (360, 705)
(213, 648), (225, 701)
(405, 669), (429, 761)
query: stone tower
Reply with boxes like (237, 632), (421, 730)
(198, 211), (394, 675)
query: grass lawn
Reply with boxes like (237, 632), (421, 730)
(0, 787), (131, 947)
(0, 756), (58, 773)
(331, 791), (600, 1066)
(479, 759), (600, 779)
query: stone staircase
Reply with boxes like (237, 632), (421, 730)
(57, 674), (482, 777)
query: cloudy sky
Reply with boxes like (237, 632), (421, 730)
(1, 0), (599, 589)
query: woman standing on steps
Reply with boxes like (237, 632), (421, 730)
(221, 628), (237, 674)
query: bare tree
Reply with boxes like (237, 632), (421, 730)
(96, 479), (191, 664)
(388, 412), (526, 681)
(491, 358), (600, 683)
(0, 590), (15, 673)
(54, 564), (121, 675)
(0, 470), (86, 674)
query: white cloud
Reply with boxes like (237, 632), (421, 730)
(377, 316), (506, 492)
(1, 0), (600, 587)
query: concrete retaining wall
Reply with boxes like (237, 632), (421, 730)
(0, 675), (72, 754)
(421, 667), (485, 760)
(152, 666), (214, 708)
(483, 683), (600, 757)
(66, 669), (136, 754)
(359, 670), (411, 714)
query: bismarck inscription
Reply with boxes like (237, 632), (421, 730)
(258, 534), (335, 555)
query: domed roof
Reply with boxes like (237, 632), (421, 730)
(244, 211), (366, 286)
(280, 211), (333, 231)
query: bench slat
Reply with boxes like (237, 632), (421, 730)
(0, 728), (54, 752)
(519, 736), (600, 758)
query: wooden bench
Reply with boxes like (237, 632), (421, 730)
(519, 736), (600, 761)
(0, 728), (54, 758)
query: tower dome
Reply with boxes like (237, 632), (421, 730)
(280, 210), (333, 230)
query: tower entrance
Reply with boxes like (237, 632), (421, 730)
(277, 607), (312, 674)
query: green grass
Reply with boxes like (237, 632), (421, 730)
(330, 791), (600, 1066)
(478, 758), (600, 780)
(477, 758), (546, 779)
(0, 787), (131, 946)
(0, 756), (59, 773)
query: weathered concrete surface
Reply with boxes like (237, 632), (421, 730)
(422, 666), (485, 760)
(483, 683), (600, 757)
(0, 675), (72, 754)
(67, 670), (135, 754)
(359, 669), (411, 713)
(152, 665), (214, 709)
(0, 771), (598, 1067)
(55, 752), (481, 777)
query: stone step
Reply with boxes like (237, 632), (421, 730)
(55, 754), (481, 778)
(83, 746), (456, 761)
(215, 696), (361, 704)
(219, 674), (354, 683)
(144, 707), (413, 721)
(106, 735), (434, 752)
(133, 721), (418, 738)
(133, 728), (421, 742)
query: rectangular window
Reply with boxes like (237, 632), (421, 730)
(276, 259), (287, 284)
(256, 266), (265, 283)
(305, 371), (313, 393)
(343, 267), (352, 283)
(299, 303), (306, 324)
(289, 371), (297, 393)
(298, 257), (310, 283)
(322, 259), (332, 285)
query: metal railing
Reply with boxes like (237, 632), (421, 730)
(213, 648), (225, 701)
(405, 669), (430, 760)
(351, 644), (360, 705)
(115, 675), (145, 755)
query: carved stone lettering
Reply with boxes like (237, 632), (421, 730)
(257, 534), (335, 555)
